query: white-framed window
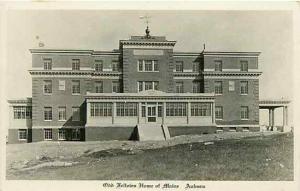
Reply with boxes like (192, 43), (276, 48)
(191, 103), (211, 116)
(18, 129), (27, 140)
(241, 106), (249, 120)
(44, 128), (52, 140)
(138, 81), (159, 92)
(240, 81), (248, 95)
(72, 59), (80, 70)
(58, 107), (66, 121)
(58, 129), (66, 140)
(95, 60), (103, 72)
(175, 61), (183, 72)
(43, 58), (52, 70)
(240, 61), (248, 72)
(215, 106), (223, 119)
(43, 80), (52, 94)
(95, 81), (103, 93)
(112, 81), (121, 93)
(116, 103), (138, 116)
(112, 61), (120, 72)
(214, 60), (222, 72)
(72, 107), (80, 121)
(192, 62), (200, 72)
(166, 102), (187, 116)
(175, 82), (184, 93)
(13, 106), (31, 119)
(44, 107), (52, 121)
(90, 102), (112, 117)
(58, 80), (65, 91)
(72, 80), (80, 94)
(214, 81), (223, 95)
(193, 81), (201, 93)
(229, 81), (235, 91)
(137, 60), (159, 72)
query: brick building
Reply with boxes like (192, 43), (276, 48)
(7, 29), (262, 143)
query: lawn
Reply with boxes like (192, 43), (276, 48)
(6, 132), (293, 180)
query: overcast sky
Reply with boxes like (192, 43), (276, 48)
(5, 10), (293, 101)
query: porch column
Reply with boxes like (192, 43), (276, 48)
(269, 108), (275, 131)
(86, 101), (91, 125)
(112, 102), (116, 124)
(187, 102), (191, 124)
(138, 102), (142, 124)
(211, 102), (215, 123)
(162, 102), (166, 125)
(283, 106), (288, 126)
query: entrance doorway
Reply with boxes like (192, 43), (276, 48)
(147, 105), (156, 122)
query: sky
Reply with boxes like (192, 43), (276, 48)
(4, 10), (294, 125)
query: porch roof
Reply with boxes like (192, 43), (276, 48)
(85, 90), (215, 101)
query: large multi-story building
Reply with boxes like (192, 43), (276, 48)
(7, 28), (263, 143)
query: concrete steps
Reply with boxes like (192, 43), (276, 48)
(137, 124), (170, 141)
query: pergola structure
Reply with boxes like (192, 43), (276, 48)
(259, 100), (290, 131)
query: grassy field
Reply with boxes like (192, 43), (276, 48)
(6, 132), (293, 180)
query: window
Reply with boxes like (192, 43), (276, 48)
(90, 103), (112, 117)
(44, 107), (52, 121)
(58, 129), (66, 140)
(18, 129), (27, 140)
(193, 81), (201, 93)
(116, 103), (138, 116)
(215, 106), (223, 119)
(43, 58), (52, 70)
(145, 82), (153, 90)
(191, 103), (211, 116)
(95, 60), (103, 72)
(157, 105), (162, 117)
(58, 80), (65, 91)
(95, 81), (103, 93)
(240, 61), (248, 72)
(175, 61), (183, 72)
(240, 81), (248, 95)
(229, 81), (235, 91)
(241, 106), (249, 119)
(138, 81), (158, 92)
(137, 60), (159, 72)
(214, 81), (223, 95)
(214, 60), (222, 71)
(142, 106), (146, 117)
(175, 82), (184, 93)
(43, 80), (52, 94)
(44, 129), (52, 140)
(72, 59), (80, 70)
(112, 61), (120, 72)
(58, 107), (66, 121)
(72, 107), (80, 121)
(13, 106), (31, 119)
(166, 103), (187, 116)
(192, 62), (200, 72)
(72, 80), (80, 94)
(112, 81), (121, 93)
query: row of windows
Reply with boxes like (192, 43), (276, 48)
(175, 62), (201, 72)
(90, 102), (211, 117)
(174, 82), (201, 93)
(214, 60), (249, 72)
(43, 80), (121, 94)
(44, 107), (80, 121)
(215, 106), (249, 120)
(13, 106), (32, 119)
(214, 81), (249, 95)
(43, 58), (121, 72)
(138, 81), (159, 92)
(43, 58), (250, 73)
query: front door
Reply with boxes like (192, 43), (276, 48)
(147, 106), (156, 122)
